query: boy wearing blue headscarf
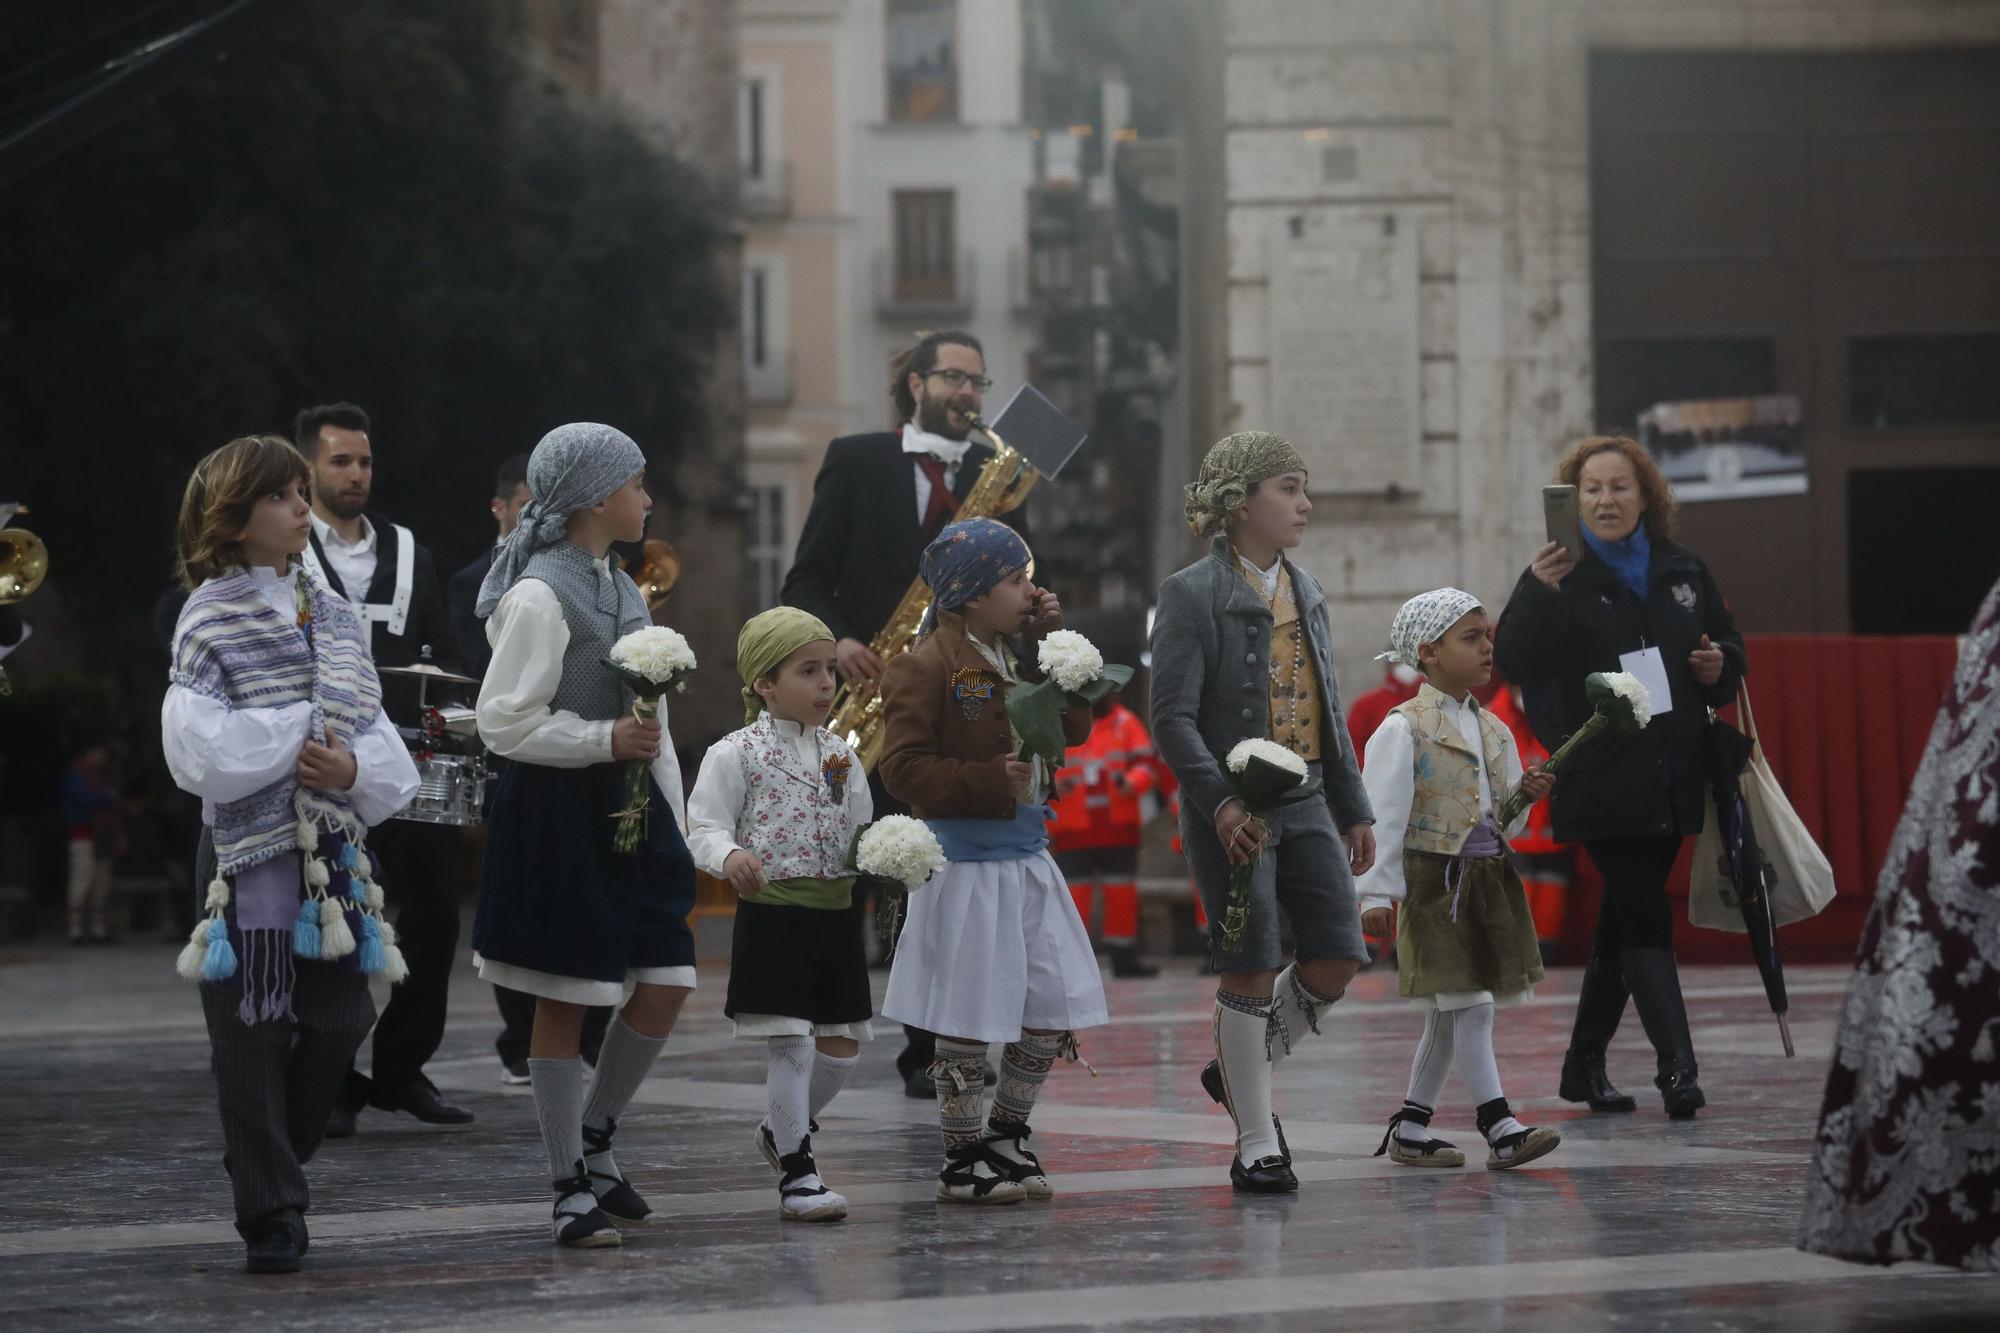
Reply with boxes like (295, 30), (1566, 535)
(876, 518), (1108, 1204)
(472, 423), (699, 1248)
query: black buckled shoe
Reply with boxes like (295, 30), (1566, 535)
(1559, 1050), (1638, 1113)
(1657, 1067), (1706, 1120)
(1200, 1058), (1290, 1163)
(1230, 1154), (1298, 1194)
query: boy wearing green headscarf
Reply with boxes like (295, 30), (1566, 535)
(686, 607), (874, 1224)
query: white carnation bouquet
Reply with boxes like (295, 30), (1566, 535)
(1496, 669), (1650, 829)
(1215, 738), (1322, 952)
(1006, 629), (1135, 768)
(850, 814), (948, 944)
(604, 625), (697, 853)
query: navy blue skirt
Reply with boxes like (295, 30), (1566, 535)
(473, 760), (696, 983)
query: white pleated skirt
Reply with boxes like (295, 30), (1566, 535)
(881, 850), (1109, 1044)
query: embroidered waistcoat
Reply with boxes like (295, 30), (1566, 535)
(1394, 685), (1513, 856)
(734, 715), (860, 880)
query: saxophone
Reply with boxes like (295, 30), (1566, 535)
(828, 416), (1039, 770)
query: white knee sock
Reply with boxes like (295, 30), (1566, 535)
(766, 1036), (815, 1156)
(1397, 1010), (1455, 1144)
(808, 1048), (859, 1120)
(1268, 964), (1342, 1070)
(583, 1015), (668, 1131)
(529, 1056), (586, 1184)
(1450, 1004), (1524, 1139)
(1214, 991), (1281, 1163)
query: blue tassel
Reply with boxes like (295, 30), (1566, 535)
(358, 915), (386, 974)
(348, 875), (368, 902)
(339, 843), (360, 872)
(292, 897), (322, 958)
(201, 917), (238, 981)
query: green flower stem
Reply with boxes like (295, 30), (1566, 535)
(1497, 710), (1610, 830)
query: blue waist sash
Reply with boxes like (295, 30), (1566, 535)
(928, 805), (1052, 863)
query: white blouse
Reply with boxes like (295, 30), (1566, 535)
(161, 566), (420, 827)
(1354, 692), (1526, 914)
(476, 575), (686, 830)
(685, 717), (873, 878)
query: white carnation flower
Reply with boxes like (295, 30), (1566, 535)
(1226, 737), (1308, 779)
(856, 815), (948, 891)
(1036, 629), (1105, 694)
(610, 625), (697, 685)
(1603, 670), (1652, 728)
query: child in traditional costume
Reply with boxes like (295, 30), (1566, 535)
(877, 518), (1106, 1204)
(686, 607), (872, 1223)
(1150, 432), (1376, 1194)
(471, 422), (698, 1248)
(1357, 589), (1561, 1170)
(163, 435), (420, 1273)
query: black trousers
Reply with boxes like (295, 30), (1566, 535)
(195, 829), (374, 1240)
(348, 818), (461, 1093)
(1584, 835), (1682, 952)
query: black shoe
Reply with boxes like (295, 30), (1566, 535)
(244, 1229), (301, 1274)
(322, 1102), (357, 1140)
(499, 1056), (530, 1086)
(551, 1164), (621, 1248)
(1230, 1154), (1298, 1193)
(370, 1075), (475, 1125)
(582, 1118), (651, 1223)
(1558, 1051), (1637, 1113)
(1200, 1059), (1290, 1164)
(903, 1065), (937, 1099)
(1657, 1067), (1706, 1120)
(1110, 945), (1161, 979)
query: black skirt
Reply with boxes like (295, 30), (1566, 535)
(724, 897), (873, 1025)
(472, 760), (696, 983)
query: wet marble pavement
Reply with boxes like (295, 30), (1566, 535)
(2, 940), (1994, 1331)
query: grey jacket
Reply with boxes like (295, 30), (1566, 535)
(1149, 538), (1373, 831)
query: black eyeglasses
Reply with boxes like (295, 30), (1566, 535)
(924, 369), (993, 392)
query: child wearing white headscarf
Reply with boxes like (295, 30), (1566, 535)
(1356, 588), (1561, 1172)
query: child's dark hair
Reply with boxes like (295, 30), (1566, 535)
(888, 330), (983, 426)
(293, 402), (371, 457)
(175, 436), (311, 588)
(494, 452), (531, 499)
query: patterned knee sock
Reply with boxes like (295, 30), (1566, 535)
(929, 1037), (989, 1152)
(808, 1048), (860, 1121)
(1268, 964), (1342, 1071)
(992, 1031), (1064, 1127)
(581, 1015), (668, 1181)
(766, 1036), (815, 1156)
(529, 1056), (586, 1188)
(1214, 991), (1281, 1163)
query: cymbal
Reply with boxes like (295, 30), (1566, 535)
(379, 662), (480, 686)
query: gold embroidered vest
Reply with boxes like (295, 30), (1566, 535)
(1240, 560), (1323, 761)
(1394, 684), (1512, 855)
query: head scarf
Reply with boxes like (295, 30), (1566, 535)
(918, 518), (1032, 636)
(474, 422), (648, 617)
(1376, 587), (1483, 671)
(1184, 431), (1308, 538)
(737, 607), (835, 724)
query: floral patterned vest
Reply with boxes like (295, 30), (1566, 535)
(733, 715), (860, 880)
(1393, 685), (1513, 856)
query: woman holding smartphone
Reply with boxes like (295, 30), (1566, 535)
(1495, 435), (1746, 1120)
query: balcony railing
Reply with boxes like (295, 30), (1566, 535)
(874, 247), (975, 321)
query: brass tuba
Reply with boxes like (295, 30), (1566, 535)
(633, 538), (681, 611)
(0, 516), (45, 697)
(826, 416), (1039, 771)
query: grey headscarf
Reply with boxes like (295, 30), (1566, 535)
(474, 422), (648, 617)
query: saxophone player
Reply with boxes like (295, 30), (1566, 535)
(781, 330), (1032, 1098)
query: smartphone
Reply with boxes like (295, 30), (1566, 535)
(1544, 484), (1583, 563)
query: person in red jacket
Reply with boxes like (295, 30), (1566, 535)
(1050, 696), (1162, 978)
(1345, 662), (1422, 761)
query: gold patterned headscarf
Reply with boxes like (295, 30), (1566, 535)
(1183, 431), (1308, 538)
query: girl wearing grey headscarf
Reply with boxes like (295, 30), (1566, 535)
(470, 422), (700, 1251)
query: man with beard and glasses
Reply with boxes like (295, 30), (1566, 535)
(782, 330), (1028, 1098)
(296, 401), (475, 1137)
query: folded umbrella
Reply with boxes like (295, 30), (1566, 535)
(1705, 717), (1794, 1057)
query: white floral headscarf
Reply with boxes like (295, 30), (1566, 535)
(1376, 588), (1483, 671)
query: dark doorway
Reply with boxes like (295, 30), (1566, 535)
(1848, 468), (2000, 634)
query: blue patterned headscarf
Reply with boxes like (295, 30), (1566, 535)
(918, 518), (1032, 636)
(474, 422), (648, 617)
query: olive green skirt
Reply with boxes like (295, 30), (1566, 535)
(1396, 850), (1545, 1001)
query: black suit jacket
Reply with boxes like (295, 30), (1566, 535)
(780, 431), (1029, 645)
(447, 547), (496, 680)
(308, 514), (458, 723)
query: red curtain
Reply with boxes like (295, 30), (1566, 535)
(1559, 633), (1963, 964)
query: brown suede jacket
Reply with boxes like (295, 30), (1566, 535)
(877, 611), (1093, 820)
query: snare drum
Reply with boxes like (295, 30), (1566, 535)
(394, 753), (488, 826)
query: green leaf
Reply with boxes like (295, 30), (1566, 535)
(1006, 678), (1070, 769)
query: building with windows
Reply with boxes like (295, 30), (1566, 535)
(739, 0), (1040, 611)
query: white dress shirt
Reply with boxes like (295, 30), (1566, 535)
(476, 573), (686, 830)
(1238, 552), (1282, 598)
(685, 716), (874, 878)
(310, 511), (378, 601)
(161, 566), (419, 827)
(901, 422), (975, 525)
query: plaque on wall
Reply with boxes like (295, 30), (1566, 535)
(1265, 214), (1421, 494)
